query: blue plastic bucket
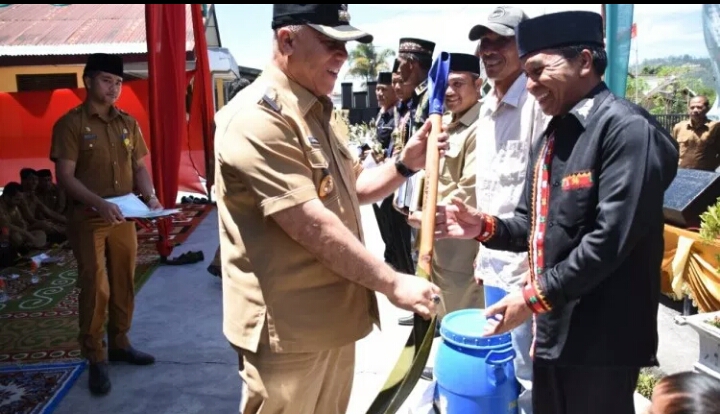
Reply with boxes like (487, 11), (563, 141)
(484, 284), (508, 308)
(434, 309), (519, 414)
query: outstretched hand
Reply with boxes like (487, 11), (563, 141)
(482, 290), (533, 337)
(399, 119), (449, 171)
(435, 197), (486, 240)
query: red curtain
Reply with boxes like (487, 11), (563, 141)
(190, 3), (216, 195)
(145, 4), (187, 208)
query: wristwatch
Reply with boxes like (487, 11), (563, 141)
(394, 157), (417, 178)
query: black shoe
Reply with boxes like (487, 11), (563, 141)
(207, 264), (221, 277)
(108, 347), (155, 365)
(88, 362), (111, 395)
(398, 315), (414, 326)
(420, 366), (433, 381)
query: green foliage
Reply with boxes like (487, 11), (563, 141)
(699, 197), (720, 272)
(347, 120), (376, 146)
(699, 197), (720, 243)
(347, 43), (395, 85)
(636, 368), (663, 400)
(626, 55), (717, 115)
(706, 315), (720, 329)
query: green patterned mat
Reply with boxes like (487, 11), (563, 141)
(0, 243), (159, 365)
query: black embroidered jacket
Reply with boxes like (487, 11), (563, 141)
(482, 83), (679, 366)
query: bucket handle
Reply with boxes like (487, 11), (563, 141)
(486, 348), (516, 366)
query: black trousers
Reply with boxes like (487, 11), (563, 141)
(373, 195), (415, 274)
(533, 364), (641, 414)
(372, 202), (392, 262)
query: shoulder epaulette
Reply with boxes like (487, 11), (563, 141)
(259, 86), (282, 113)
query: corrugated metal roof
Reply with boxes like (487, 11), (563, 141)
(0, 4), (195, 56)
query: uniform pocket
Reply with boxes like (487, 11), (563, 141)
(80, 137), (97, 151)
(558, 187), (593, 227)
(496, 141), (528, 185)
(306, 148), (329, 169)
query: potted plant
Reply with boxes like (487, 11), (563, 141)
(347, 120), (385, 164)
(634, 368), (663, 409)
(699, 196), (720, 247)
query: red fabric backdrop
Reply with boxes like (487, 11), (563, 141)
(0, 79), (207, 196)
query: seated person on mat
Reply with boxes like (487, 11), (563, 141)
(19, 168), (67, 239)
(36, 168), (67, 215)
(0, 182), (48, 253)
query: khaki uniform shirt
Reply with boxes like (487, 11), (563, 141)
(214, 65), (380, 354)
(49, 103), (149, 202)
(432, 103), (480, 290)
(672, 119), (720, 171)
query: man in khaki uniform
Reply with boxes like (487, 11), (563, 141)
(407, 53), (484, 380)
(50, 53), (159, 396)
(672, 95), (720, 171)
(214, 5), (446, 414)
(19, 168), (67, 240)
(36, 168), (67, 215)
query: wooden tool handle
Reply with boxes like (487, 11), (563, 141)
(417, 113), (444, 276)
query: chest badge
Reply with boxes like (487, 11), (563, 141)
(308, 136), (321, 147)
(319, 173), (334, 198)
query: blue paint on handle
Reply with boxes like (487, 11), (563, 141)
(428, 52), (451, 116)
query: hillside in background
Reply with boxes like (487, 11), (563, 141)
(634, 55), (716, 93)
(626, 55), (717, 114)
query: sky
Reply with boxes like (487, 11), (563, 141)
(214, 4), (708, 93)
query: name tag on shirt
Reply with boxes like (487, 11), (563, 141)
(83, 134), (97, 140)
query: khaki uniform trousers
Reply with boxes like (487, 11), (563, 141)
(235, 342), (355, 414)
(68, 208), (137, 363)
(432, 238), (484, 320)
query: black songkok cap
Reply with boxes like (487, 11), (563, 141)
(271, 4), (373, 43)
(398, 37), (435, 58)
(84, 53), (123, 78)
(449, 53), (480, 75)
(516, 11), (604, 59)
(377, 72), (392, 84)
(392, 59), (400, 73)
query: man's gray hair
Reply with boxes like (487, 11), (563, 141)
(273, 24), (303, 39)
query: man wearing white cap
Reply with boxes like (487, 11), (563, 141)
(467, 6), (548, 413)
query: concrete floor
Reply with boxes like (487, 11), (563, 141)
(53, 204), (701, 414)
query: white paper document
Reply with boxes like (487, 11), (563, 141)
(104, 194), (181, 219)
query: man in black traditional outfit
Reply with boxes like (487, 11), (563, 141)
(436, 11), (679, 414)
(371, 71), (399, 265)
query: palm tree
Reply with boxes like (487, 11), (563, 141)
(347, 43), (395, 87)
